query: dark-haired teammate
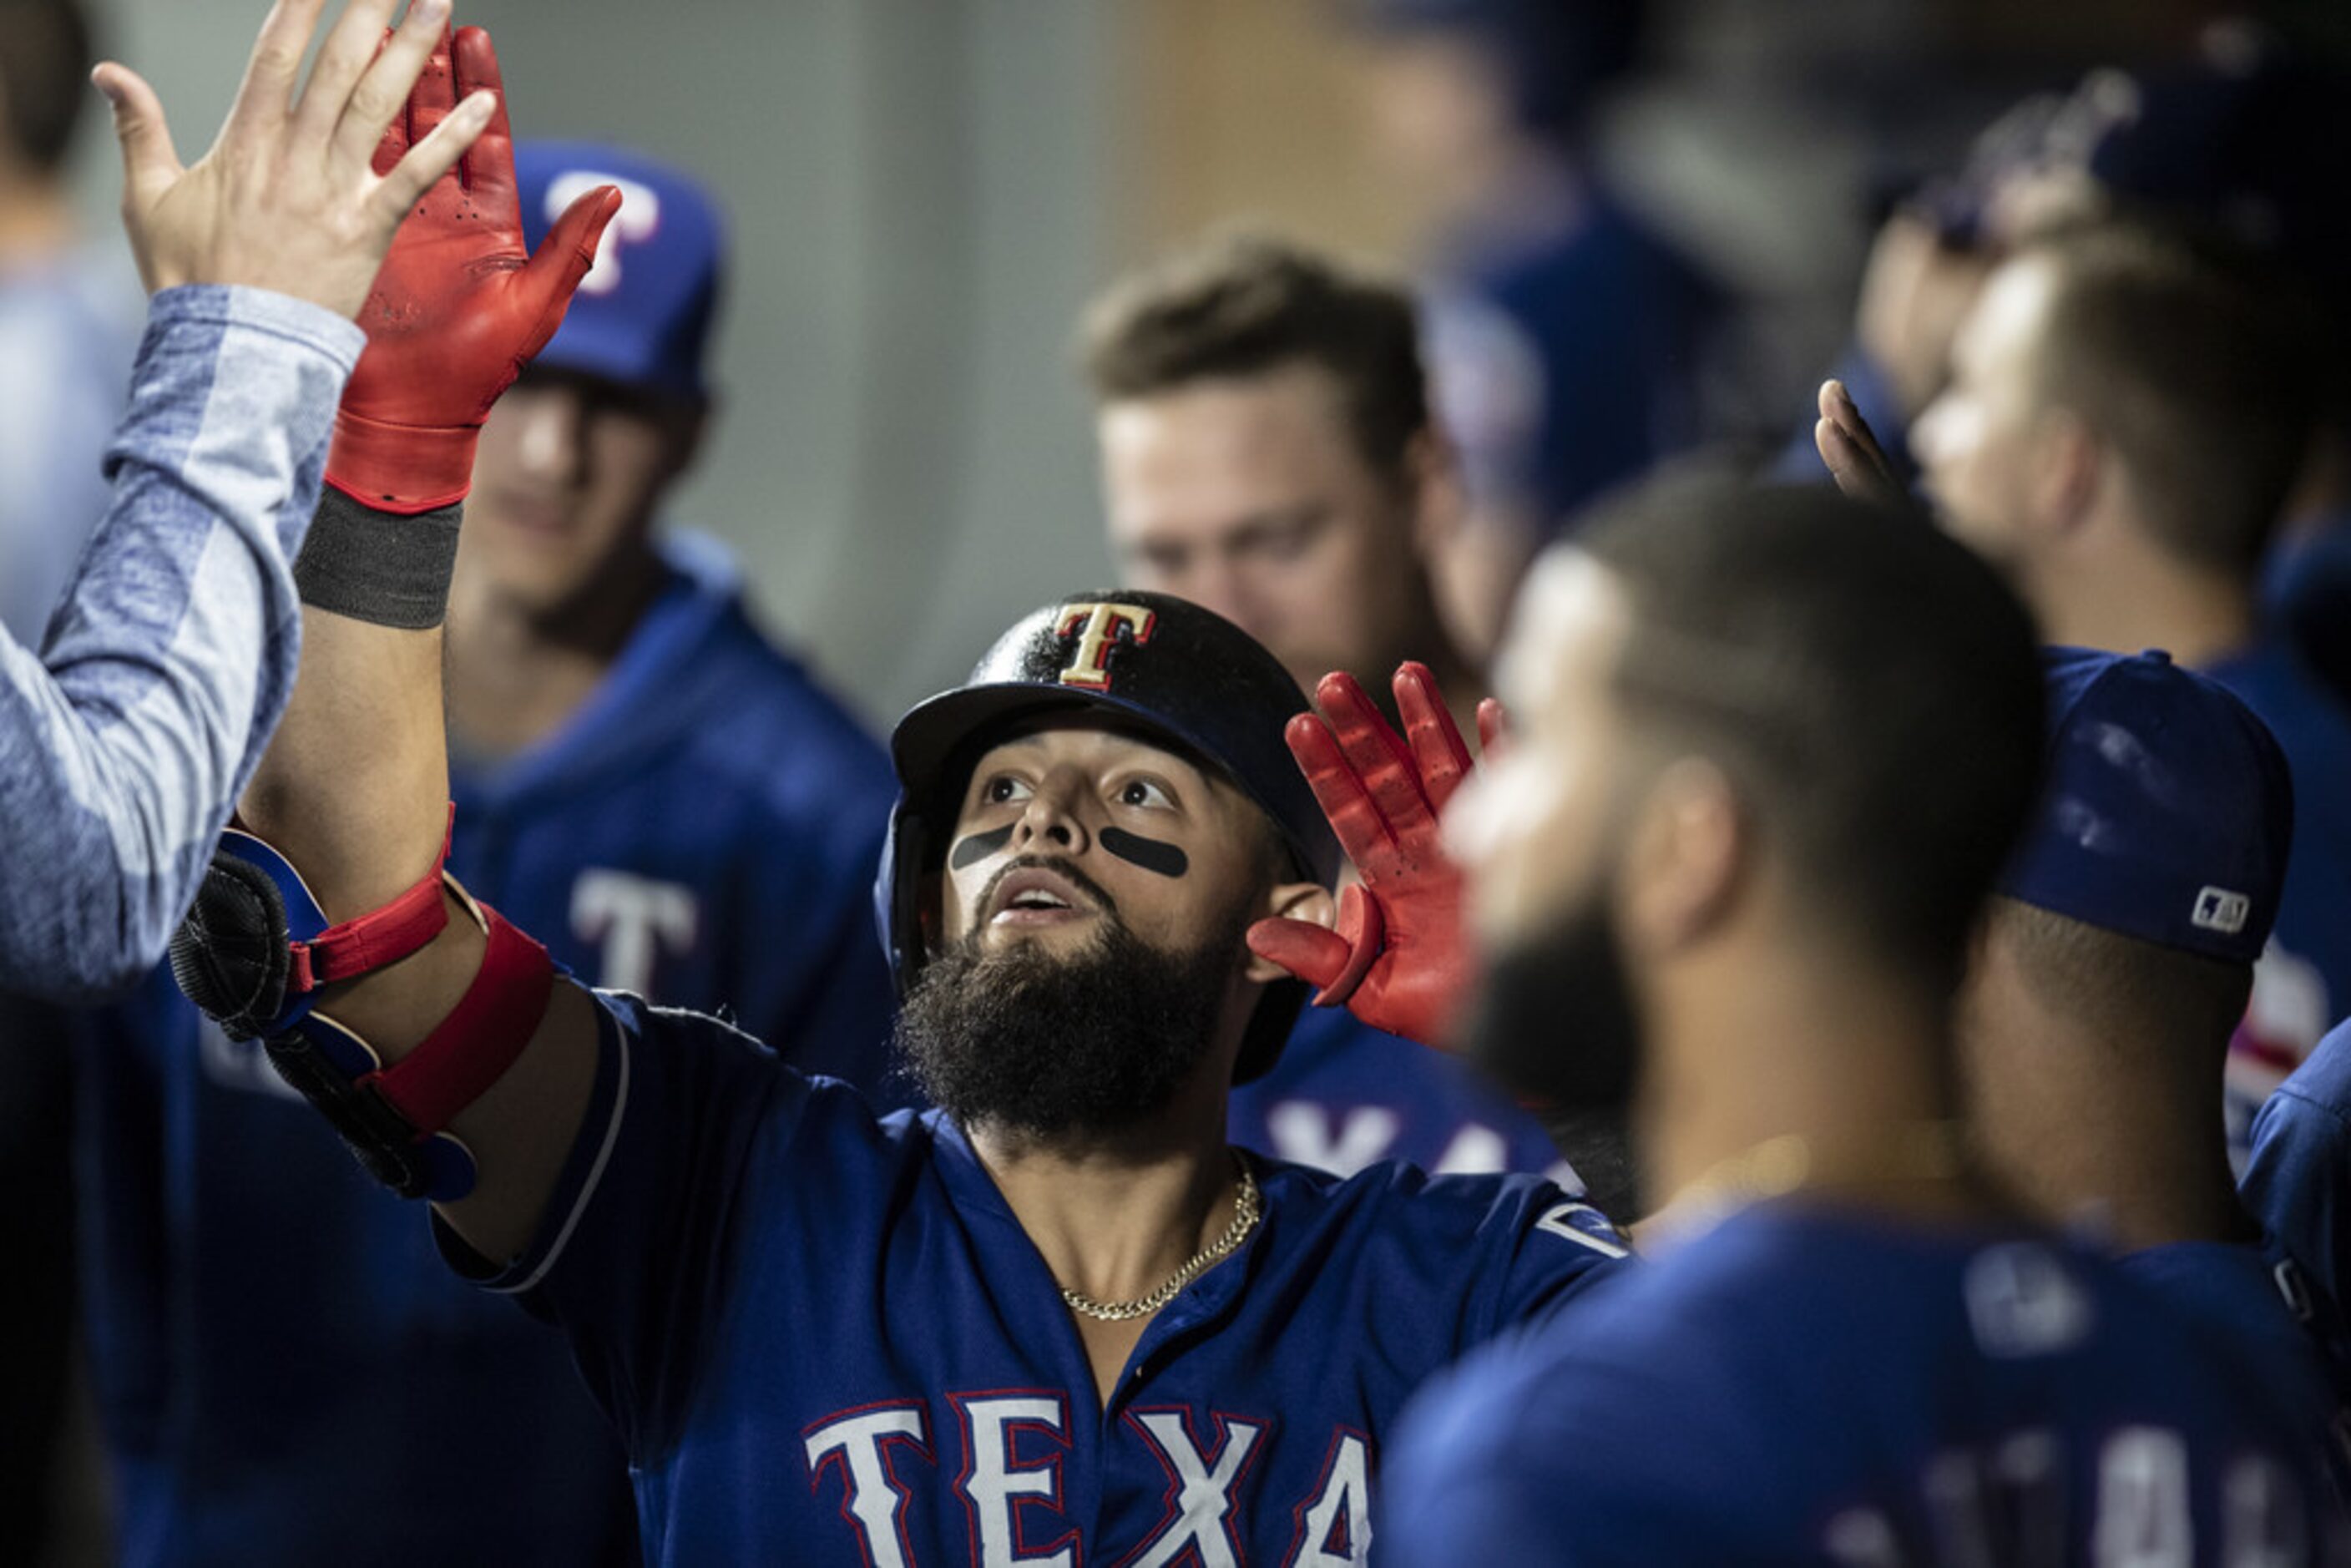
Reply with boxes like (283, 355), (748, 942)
(1358, 483), (2345, 1563)
(1955, 648), (2348, 1415)
(1823, 220), (2351, 1158)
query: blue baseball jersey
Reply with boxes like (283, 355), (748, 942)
(1228, 1004), (1570, 1181)
(69, 532), (902, 1564)
(2202, 636), (2351, 1154)
(2246, 1019), (2351, 1379)
(69, 969), (640, 1567)
(438, 990), (1631, 1565)
(1424, 189), (1720, 537)
(448, 529), (899, 1093)
(1381, 1203), (2351, 1566)
(2119, 1237), (2351, 1418)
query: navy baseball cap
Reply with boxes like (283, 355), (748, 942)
(514, 140), (725, 402)
(1999, 647), (2292, 964)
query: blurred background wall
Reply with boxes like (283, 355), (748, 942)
(57, 0), (2272, 728)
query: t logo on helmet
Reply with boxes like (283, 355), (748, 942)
(1055, 603), (1156, 690)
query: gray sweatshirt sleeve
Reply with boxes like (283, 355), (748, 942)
(0, 284), (365, 999)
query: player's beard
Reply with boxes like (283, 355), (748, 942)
(1461, 879), (1646, 1208)
(896, 892), (1252, 1145)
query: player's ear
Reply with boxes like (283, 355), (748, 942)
(1405, 424), (1464, 559)
(1621, 757), (1745, 959)
(2026, 406), (2099, 539)
(1243, 880), (1336, 986)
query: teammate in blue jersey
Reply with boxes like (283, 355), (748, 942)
(62, 139), (891, 1565)
(1819, 219), (2351, 1158)
(1954, 648), (2347, 1413)
(1351, 0), (1723, 666)
(1360, 482), (2348, 1565)
(1082, 235), (1577, 1188)
(2247, 1020), (2351, 1373)
(447, 141), (897, 1086)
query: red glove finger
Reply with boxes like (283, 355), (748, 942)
(1286, 711), (1396, 868)
(325, 23), (619, 514)
(1246, 915), (1355, 995)
(1395, 662), (1474, 814)
(1317, 671), (1438, 844)
(513, 185), (623, 361)
(405, 24), (457, 155)
(450, 26), (510, 198)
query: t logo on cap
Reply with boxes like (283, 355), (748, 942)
(1055, 603), (1155, 690)
(549, 171), (662, 296)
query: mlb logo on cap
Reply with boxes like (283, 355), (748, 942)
(2192, 886), (2251, 935)
(2000, 648), (2293, 964)
(513, 140), (726, 402)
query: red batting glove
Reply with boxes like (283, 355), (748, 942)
(324, 26), (620, 513)
(1246, 663), (1485, 1050)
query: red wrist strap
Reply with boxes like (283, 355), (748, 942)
(362, 893), (554, 1136)
(287, 805), (455, 995)
(324, 410), (480, 516)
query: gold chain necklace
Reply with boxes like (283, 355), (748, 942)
(1059, 1157), (1261, 1323)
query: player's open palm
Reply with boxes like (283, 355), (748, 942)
(94, 0), (493, 321)
(1247, 663), (1485, 1050)
(1813, 377), (1905, 511)
(326, 23), (621, 510)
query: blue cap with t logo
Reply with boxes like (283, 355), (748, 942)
(513, 139), (726, 402)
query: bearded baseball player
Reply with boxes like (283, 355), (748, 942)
(1283, 482), (2349, 1563)
(168, 64), (1629, 1554)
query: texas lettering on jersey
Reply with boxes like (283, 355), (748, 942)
(803, 1399), (1371, 1568)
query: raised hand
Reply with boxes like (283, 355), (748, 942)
(1813, 377), (1906, 511)
(94, 0), (492, 320)
(325, 24), (621, 512)
(1246, 663), (1484, 1049)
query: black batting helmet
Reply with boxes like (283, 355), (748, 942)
(878, 591), (1343, 1085)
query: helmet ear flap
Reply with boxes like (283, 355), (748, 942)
(914, 869), (945, 959)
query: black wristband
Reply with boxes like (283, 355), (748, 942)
(292, 487), (463, 630)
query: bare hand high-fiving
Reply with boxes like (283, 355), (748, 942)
(94, 0), (495, 320)
(1811, 377), (1907, 512)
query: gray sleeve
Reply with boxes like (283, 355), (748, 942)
(0, 285), (363, 999)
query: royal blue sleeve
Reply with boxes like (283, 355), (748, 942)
(0, 286), (361, 997)
(1380, 1335), (1729, 1567)
(434, 989), (813, 1459)
(1474, 1182), (1636, 1338)
(2243, 1023), (2351, 1318)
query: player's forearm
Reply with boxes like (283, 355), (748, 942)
(0, 286), (360, 998)
(236, 491), (595, 1262)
